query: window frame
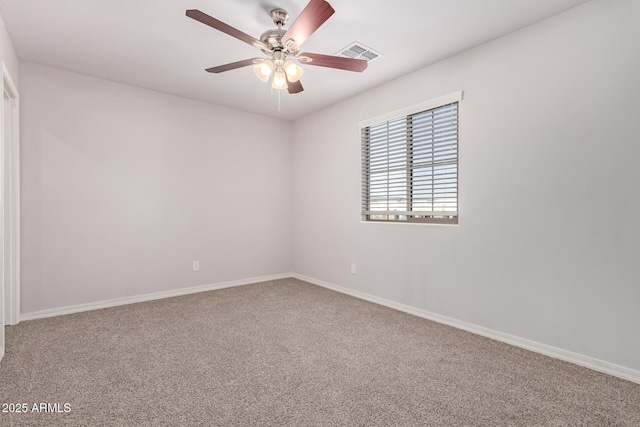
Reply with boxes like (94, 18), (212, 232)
(359, 91), (463, 225)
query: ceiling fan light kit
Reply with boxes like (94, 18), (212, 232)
(253, 59), (274, 82)
(272, 69), (288, 90)
(284, 61), (303, 82)
(186, 0), (368, 95)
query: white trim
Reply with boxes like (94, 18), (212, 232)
(292, 273), (640, 385)
(0, 62), (19, 363)
(1, 62), (19, 327)
(20, 273), (292, 321)
(358, 90), (463, 129)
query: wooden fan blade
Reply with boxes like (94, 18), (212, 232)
(299, 52), (367, 72)
(186, 10), (266, 50)
(286, 78), (304, 94)
(206, 58), (261, 73)
(281, 0), (335, 51)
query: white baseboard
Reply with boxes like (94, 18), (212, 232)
(20, 273), (292, 322)
(292, 273), (640, 385)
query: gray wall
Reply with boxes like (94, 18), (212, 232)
(19, 62), (292, 314)
(291, 0), (640, 371)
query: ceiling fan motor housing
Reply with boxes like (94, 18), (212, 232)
(259, 29), (299, 59)
(260, 29), (286, 52)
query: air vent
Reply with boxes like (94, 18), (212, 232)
(337, 42), (382, 62)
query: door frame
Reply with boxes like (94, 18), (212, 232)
(2, 61), (20, 329)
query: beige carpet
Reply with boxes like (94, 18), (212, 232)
(1, 278), (638, 426)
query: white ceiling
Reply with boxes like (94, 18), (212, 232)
(0, 0), (590, 120)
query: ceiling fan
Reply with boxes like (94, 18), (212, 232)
(186, 0), (368, 94)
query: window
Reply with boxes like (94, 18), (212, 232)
(360, 92), (461, 224)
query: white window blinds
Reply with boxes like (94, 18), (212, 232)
(361, 99), (459, 224)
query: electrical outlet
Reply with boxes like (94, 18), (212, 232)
(193, 260), (200, 272)
(350, 263), (357, 274)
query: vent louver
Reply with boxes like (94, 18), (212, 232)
(337, 42), (381, 62)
